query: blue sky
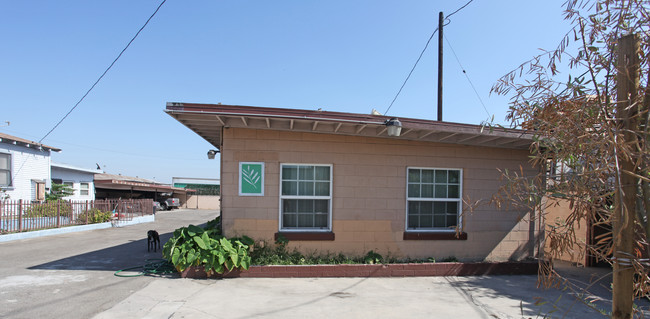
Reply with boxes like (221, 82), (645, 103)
(1, 0), (573, 183)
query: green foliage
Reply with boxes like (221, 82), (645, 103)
(162, 223), (251, 275)
(275, 233), (289, 246)
(46, 183), (74, 201)
(363, 250), (383, 264)
(76, 208), (113, 224)
(250, 241), (363, 265)
(205, 216), (221, 232)
(441, 256), (459, 262)
(250, 241), (446, 266)
(24, 201), (72, 218)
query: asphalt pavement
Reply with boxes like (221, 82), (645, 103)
(1, 209), (647, 318)
(0, 209), (219, 319)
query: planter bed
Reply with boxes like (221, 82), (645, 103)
(179, 261), (539, 279)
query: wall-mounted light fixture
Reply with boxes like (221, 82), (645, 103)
(207, 149), (220, 159)
(385, 118), (402, 137)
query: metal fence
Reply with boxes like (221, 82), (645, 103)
(0, 199), (154, 234)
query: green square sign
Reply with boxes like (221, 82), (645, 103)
(239, 162), (264, 196)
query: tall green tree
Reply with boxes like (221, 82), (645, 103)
(490, 1), (649, 318)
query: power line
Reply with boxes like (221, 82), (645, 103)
(444, 33), (491, 118)
(384, 28), (439, 115)
(446, 0), (474, 21)
(384, 0), (476, 115)
(9, 1), (168, 187)
(2, 128), (206, 162)
(38, 0), (168, 144)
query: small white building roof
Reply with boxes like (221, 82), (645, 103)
(51, 162), (103, 174)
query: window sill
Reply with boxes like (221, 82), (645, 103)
(403, 232), (467, 240)
(275, 232), (335, 241)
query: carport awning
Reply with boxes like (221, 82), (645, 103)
(164, 102), (534, 150)
(95, 179), (188, 194)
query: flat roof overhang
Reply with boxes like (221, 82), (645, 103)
(164, 102), (534, 150)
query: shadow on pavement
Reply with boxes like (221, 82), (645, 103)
(445, 264), (650, 319)
(27, 231), (175, 272)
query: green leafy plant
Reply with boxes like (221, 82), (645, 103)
(76, 208), (113, 224)
(205, 216), (221, 232)
(364, 250), (383, 264)
(275, 233), (289, 246)
(162, 223), (252, 276)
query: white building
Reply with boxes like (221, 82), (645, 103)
(51, 162), (103, 201)
(0, 133), (61, 201)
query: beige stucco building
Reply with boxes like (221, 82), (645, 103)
(167, 103), (542, 262)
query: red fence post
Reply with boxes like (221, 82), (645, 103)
(56, 201), (60, 228)
(86, 201), (89, 225)
(18, 199), (22, 232)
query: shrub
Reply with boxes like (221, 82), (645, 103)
(162, 224), (252, 275)
(249, 240), (388, 266)
(364, 250), (383, 264)
(24, 201), (72, 218)
(76, 209), (113, 224)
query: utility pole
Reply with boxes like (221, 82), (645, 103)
(612, 33), (639, 319)
(437, 11), (444, 122)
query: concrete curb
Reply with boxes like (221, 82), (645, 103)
(0, 214), (155, 243)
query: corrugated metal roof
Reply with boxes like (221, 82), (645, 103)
(95, 173), (163, 185)
(94, 173), (187, 193)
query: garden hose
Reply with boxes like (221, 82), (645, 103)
(114, 259), (177, 277)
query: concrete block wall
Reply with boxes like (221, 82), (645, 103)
(543, 197), (588, 264)
(221, 128), (540, 261)
(183, 195), (221, 210)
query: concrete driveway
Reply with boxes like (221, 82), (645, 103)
(94, 267), (632, 319)
(0, 209), (219, 319)
(1, 208), (647, 318)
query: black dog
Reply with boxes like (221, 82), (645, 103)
(147, 230), (160, 252)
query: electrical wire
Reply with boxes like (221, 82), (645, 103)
(2, 128), (207, 162)
(8, 1), (168, 187)
(384, 28), (439, 115)
(384, 0), (476, 115)
(443, 33), (491, 118)
(38, 0), (168, 145)
(445, 0), (474, 22)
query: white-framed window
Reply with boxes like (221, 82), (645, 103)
(80, 182), (90, 196)
(280, 164), (332, 231)
(406, 167), (462, 231)
(0, 153), (11, 187)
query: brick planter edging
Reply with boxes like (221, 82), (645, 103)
(180, 262), (539, 279)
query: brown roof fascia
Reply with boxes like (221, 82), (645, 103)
(0, 132), (62, 152)
(95, 179), (187, 193)
(166, 102), (388, 124)
(165, 102), (533, 140)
